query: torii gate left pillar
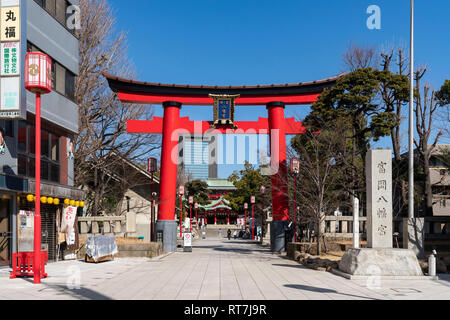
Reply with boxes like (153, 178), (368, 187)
(154, 101), (182, 252)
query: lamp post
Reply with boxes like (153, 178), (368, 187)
(244, 203), (248, 230)
(251, 196), (256, 240)
(147, 157), (157, 241)
(408, 0), (414, 219)
(189, 196), (194, 233)
(195, 202), (199, 232)
(290, 158), (300, 242)
(178, 185), (184, 238)
(260, 186), (266, 242)
(25, 52), (52, 284)
(151, 192), (157, 241)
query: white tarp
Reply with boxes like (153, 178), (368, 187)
(85, 236), (118, 262)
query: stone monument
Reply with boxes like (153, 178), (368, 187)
(335, 149), (427, 279)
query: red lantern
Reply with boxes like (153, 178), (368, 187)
(147, 157), (158, 173)
(25, 52), (52, 94)
(290, 158), (300, 174)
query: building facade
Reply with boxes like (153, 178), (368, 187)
(197, 179), (237, 225)
(429, 145), (450, 217)
(179, 134), (218, 181)
(0, 0), (83, 265)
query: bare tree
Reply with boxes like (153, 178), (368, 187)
(342, 43), (378, 72)
(414, 68), (447, 215)
(74, 0), (159, 216)
(291, 119), (349, 255)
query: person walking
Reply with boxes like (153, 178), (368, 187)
(227, 229), (231, 240)
(218, 228), (222, 238)
(233, 230), (237, 239)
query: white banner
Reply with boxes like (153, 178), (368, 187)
(184, 218), (190, 229)
(61, 206), (77, 236)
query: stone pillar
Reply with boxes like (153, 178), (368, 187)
(267, 102), (290, 252)
(156, 101), (181, 252)
(103, 221), (111, 233)
(341, 221), (348, 234)
(366, 149), (393, 248)
(329, 220), (336, 234)
(403, 218), (425, 259)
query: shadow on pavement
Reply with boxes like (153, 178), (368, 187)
(271, 263), (307, 269)
(284, 284), (378, 300)
(41, 284), (113, 300)
(21, 278), (112, 300)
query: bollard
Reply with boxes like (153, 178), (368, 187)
(428, 252), (436, 277)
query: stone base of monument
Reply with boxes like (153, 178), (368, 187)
(332, 248), (438, 280)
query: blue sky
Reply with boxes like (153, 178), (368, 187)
(108, 0), (450, 178)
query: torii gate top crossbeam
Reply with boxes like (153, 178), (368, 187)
(103, 72), (345, 106)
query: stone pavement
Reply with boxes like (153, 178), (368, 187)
(1, 236), (449, 300)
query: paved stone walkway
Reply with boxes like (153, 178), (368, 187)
(1, 237), (449, 300)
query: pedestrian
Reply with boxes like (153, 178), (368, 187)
(227, 229), (231, 240)
(233, 230), (237, 239)
(218, 228), (222, 238)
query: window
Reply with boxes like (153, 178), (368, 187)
(65, 70), (75, 101)
(51, 134), (59, 162)
(45, 0), (56, 16)
(0, 120), (14, 137)
(17, 121), (61, 183)
(55, 0), (66, 25)
(33, 0), (76, 35)
(18, 121), (27, 152)
(41, 130), (50, 158)
(55, 62), (66, 95)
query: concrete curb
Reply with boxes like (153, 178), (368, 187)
(150, 251), (175, 261)
(331, 268), (440, 280)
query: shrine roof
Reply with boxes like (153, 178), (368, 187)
(103, 72), (345, 97)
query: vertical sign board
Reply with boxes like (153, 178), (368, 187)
(0, 0), (26, 119)
(183, 233), (192, 252)
(366, 149), (393, 248)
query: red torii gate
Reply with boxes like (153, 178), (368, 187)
(104, 72), (344, 252)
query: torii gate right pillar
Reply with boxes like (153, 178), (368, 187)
(267, 102), (290, 252)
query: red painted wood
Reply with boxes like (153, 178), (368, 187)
(127, 117), (306, 135)
(158, 104), (181, 221)
(34, 93), (42, 284)
(267, 105), (290, 222)
(118, 92), (320, 106)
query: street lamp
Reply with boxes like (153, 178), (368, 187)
(195, 202), (199, 232)
(260, 186), (266, 243)
(147, 157), (158, 241)
(178, 185), (185, 238)
(189, 196), (194, 233)
(25, 52), (53, 284)
(251, 196), (256, 240)
(151, 192), (157, 241)
(244, 203), (248, 231)
(290, 158), (300, 242)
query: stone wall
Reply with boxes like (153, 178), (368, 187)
(116, 243), (163, 258)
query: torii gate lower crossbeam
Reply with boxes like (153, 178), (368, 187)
(127, 101), (305, 252)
